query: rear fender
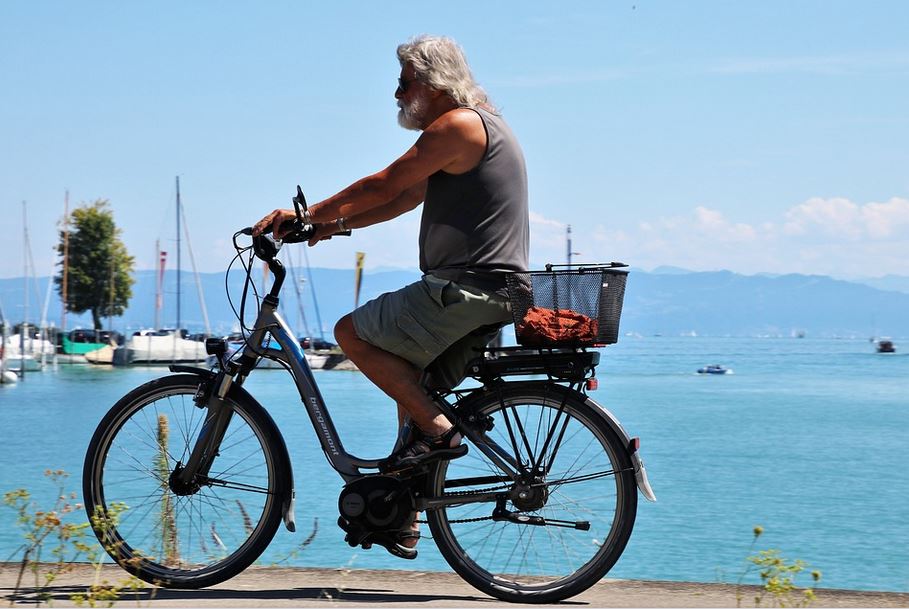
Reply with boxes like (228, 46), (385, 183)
(582, 393), (657, 502)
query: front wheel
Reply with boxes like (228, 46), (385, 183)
(83, 374), (291, 589)
(427, 385), (638, 604)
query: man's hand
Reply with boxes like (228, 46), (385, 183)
(252, 208), (297, 239)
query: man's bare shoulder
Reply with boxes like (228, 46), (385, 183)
(425, 107), (484, 136)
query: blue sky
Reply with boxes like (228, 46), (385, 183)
(2, 1), (908, 281)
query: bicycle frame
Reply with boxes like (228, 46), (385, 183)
(239, 298), (378, 481)
(197, 239), (524, 503)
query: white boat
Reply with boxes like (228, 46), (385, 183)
(3, 332), (56, 359)
(0, 305), (16, 384)
(2, 331), (54, 371)
(113, 329), (208, 366)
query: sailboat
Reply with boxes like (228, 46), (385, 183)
(109, 177), (210, 366)
(2, 202), (52, 376)
(0, 300), (18, 385)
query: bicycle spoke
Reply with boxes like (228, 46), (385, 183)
(86, 380), (280, 587)
(430, 387), (636, 602)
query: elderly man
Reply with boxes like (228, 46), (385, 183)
(253, 34), (528, 555)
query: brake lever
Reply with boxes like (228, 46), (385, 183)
(292, 185), (307, 223)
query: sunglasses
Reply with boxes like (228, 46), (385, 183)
(397, 77), (419, 94)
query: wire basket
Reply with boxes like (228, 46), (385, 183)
(505, 264), (628, 347)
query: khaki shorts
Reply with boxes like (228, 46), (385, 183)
(351, 274), (511, 389)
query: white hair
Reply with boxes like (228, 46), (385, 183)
(397, 35), (493, 110)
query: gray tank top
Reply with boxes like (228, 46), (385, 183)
(419, 107), (529, 292)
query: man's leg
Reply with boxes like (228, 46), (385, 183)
(334, 314), (452, 437)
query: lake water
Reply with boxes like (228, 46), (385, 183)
(1, 336), (907, 593)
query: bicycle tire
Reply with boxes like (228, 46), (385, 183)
(427, 384), (637, 604)
(83, 374), (292, 589)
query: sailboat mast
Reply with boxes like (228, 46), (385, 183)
(154, 240), (161, 330)
(20, 201), (28, 381)
(175, 176), (181, 330)
(61, 190), (69, 338)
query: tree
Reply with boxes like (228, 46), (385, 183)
(56, 200), (135, 331)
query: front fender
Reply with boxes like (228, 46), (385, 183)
(167, 367), (298, 530)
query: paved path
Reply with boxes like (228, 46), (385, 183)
(3, 564), (907, 607)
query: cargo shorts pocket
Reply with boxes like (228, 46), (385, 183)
(423, 275), (464, 309)
(396, 310), (448, 362)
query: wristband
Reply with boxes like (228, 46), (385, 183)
(336, 217), (348, 232)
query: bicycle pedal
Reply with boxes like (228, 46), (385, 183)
(380, 445), (468, 474)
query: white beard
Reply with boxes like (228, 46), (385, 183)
(397, 92), (428, 131)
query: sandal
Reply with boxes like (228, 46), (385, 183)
(383, 530), (420, 560)
(379, 426), (467, 473)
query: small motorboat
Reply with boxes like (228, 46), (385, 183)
(697, 364), (732, 375)
(877, 339), (896, 354)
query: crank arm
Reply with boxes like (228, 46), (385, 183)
(492, 509), (590, 531)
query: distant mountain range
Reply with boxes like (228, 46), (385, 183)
(1, 267), (907, 339)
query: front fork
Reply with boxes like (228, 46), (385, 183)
(173, 371), (236, 492)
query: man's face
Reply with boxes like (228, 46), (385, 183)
(396, 65), (430, 131)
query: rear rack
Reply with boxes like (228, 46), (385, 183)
(466, 346), (599, 382)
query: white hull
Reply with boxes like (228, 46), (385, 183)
(3, 334), (55, 358)
(113, 332), (207, 366)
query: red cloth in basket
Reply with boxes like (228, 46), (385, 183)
(517, 306), (599, 345)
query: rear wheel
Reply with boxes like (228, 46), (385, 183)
(427, 385), (637, 604)
(83, 374), (290, 589)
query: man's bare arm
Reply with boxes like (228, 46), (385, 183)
(253, 108), (483, 238)
(307, 182), (425, 245)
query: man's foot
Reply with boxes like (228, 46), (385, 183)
(381, 528), (420, 560)
(379, 426), (467, 473)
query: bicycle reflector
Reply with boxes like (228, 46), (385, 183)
(586, 378), (598, 391)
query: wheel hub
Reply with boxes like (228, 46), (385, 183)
(510, 477), (548, 511)
(168, 463), (202, 496)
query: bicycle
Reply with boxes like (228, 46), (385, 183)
(83, 187), (656, 604)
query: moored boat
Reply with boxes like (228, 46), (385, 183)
(57, 329), (122, 364)
(876, 339), (896, 354)
(112, 329), (208, 366)
(697, 364), (732, 375)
